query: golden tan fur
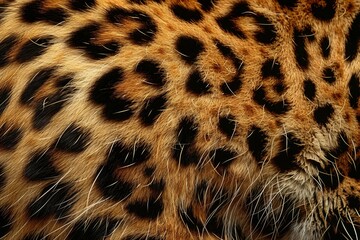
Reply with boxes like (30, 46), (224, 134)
(0, 0), (359, 239)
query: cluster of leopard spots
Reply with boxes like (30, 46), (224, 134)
(216, 2), (277, 44)
(215, 40), (244, 95)
(68, 24), (120, 60)
(25, 124), (90, 181)
(90, 61), (168, 125)
(0, 124), (23, 150)
(0, 34), (54, 67)
(172, 117), (201, 166)
(253, 58), (291, 115)
(95, 140), (166, 221)
(0, 0), (358, 239)
(20, 69), (76, 130)
(291, 23), (359, 128)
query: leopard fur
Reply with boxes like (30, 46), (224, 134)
(0, 0), (359, 239)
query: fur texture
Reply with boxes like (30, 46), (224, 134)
(0, 0), (359, 239)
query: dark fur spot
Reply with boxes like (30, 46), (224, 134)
(210, 148), (237, 168)
(349, 156), (360, 180)
(273, 82), (286, 94)
(20, 68), (55, 105)
(28, 182), (76, 220)
(20, 0), (68, 25)
(206, 216), (225, 238)
(102, 96), (134, 122)
(303, 79), (316, 101)
(311, 0), (336, 21)
(140, 94), (167, 126)
(55, 75), (73, 89)
(130, 11), (158, 44)
(107, 8), (157, 45)
(277, 0), (297, 8)
(216, 3), (249, 39)
(149, 179), (165, 195)
(261, 59), (283, 80)
(198, 0), (216, 11)
(68, 23), (119, 60)
(215, 40), (238, 62)
(216, 3), (276, 44)
(55, 124), (90, 152)
(23, 233), (49, 240)
(178, 206), (203, 232)
(324, 216), (360, 240)
(0, 3), (8, 22)
(95, 164), (134, 201)
(128, 0), (164, 4)
(246, 187), (301, 237)
(107, 141), (151, 167)
(313, 103), (334, 126)
(253, 15), (277, 44)
(218, 114), (236, 139)
(337, 221), (360, 239)
(171, 5), (203, 22)
(247, 126), (268, 164)
(301, 25), (316, 41)
(135, 60), (166, 87)
(40, 8), (69, 24)
(272, 133), (303, 172)
(90, 68), (133, 121)
(349, 74), (359, 109)
(126, 197), (164, 219)
(293, 27), (315, 70)
(0, 35), (18, 67)
(0, 87), (10, 116)
(317, 164), (344, 189)
(186, 70), (212, 95)
(69, 217), (119, 240)
(253, 86), (291, 114)
(176, 117), (198, 144)
(144, 166), (155, 177)
(70, 0), (96, 11)
(20, 0), (42, 23)
(172, 143), (201, 166)
(345, 13), (360, 62)
(215, 41), (244, 95)
(90, 67), (124, 104)
(123, 235), (163, 240)
(320, 36), (331, 58)
(16, 37), (53, 63)
(348, 195), (360, 209)
(33, 85), (76, 130)
(24, 151), (60, 181)
(0, 206), (12, 238)
(175, 36), (204, 65)
(106, 7), (128, 23)
(220, 76), (242, 95)
(0, 124), (22, 150)
(172, 117), (201, 166)
(322, 67), (336, 84)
